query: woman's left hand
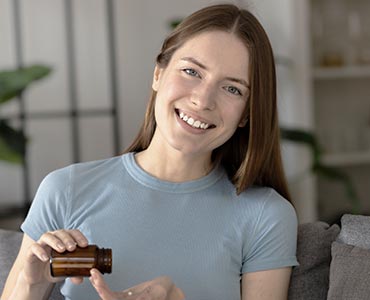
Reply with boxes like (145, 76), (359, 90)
(89, 269), (185, 300)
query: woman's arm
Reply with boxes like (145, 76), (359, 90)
(241, 267), (292, 300)
(1, 230), (88, 300)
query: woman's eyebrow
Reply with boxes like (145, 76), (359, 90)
(225, 77), (250, 89)
(181, 57), (208, 70)
(180, 56), (250, 89)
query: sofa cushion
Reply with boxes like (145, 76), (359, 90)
(327, 242), (370, 300)
(288, 222), (340, 300)
(337, 214), (370, 249)
(0, 229), (63, 300)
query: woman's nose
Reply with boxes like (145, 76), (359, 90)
(190, 84), (216, 110)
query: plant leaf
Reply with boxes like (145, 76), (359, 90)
(313, 163), (361, 214)
(0, 120), (26, 164)
(281, 126), (361, 214)
(169, 19), (182, 29)
(0, 65), (52, 104)
(280, 127), (322, 163)
(0, 137), (23, 163)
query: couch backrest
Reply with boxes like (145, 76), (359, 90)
(288, 222), (340, 300)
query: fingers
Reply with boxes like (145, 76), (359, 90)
(90, 269), (118, 300)
(38, 229), (88, 253)
(68, 229), (89, 247)
(70, 277), (84, 285)
(25, 229), (89, 279)
(146, 277), (183, 300)
(90, 269), (150, 300)
(171, 286), (185, 300)
(89, 272), (186, 300)
(21, 230), (89, 287)
(26, 242), (50, 263)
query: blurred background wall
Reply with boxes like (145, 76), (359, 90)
(1, 0), (369, 229)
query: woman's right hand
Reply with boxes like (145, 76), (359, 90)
(22, 229), (89, 285)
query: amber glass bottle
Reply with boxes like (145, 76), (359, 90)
(50, 245), (112, 277)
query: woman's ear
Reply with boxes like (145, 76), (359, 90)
(239, 116), (249, 127)
(152, 65), (163, 91)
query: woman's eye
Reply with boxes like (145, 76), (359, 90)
(183, 68), (200, 78)
(225, 86), (242, 96)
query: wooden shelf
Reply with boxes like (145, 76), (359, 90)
(321, 151), (370, 167)
(313, 65), (370, 80)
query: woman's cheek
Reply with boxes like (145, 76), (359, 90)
(168, 81), (194, 102)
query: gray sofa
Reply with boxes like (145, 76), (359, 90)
(1, 214), (369, 299)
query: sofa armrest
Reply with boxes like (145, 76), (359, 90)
(0, 229), (63, 300)
(0, 228), (23, 294)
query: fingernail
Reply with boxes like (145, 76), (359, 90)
(42, 254), (49, 261)
(67, 242), (76, 250)
(78, 238), (88, 245)
(57, 243), (65, 250)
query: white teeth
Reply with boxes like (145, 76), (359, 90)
(178, 111), (211, 130)
(193, 120), (201, 128)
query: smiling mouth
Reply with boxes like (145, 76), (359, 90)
(175, 109), (215, 130)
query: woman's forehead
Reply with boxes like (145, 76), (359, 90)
(172, 30), (250, 80)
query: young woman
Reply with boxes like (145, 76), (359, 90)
(2, 4), (298, 300)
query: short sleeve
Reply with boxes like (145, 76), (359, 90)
(242, 189), (299, 273)
(21, 167), (70, 241)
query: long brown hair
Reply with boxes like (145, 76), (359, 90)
(125, 4), (291, 202)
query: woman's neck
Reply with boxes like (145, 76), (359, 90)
(134, 146), (213, 183)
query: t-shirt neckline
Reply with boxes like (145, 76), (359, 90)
(122, 152), (225, 193)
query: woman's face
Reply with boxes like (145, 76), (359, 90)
(151, 30), (250, 157)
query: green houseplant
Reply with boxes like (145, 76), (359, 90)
(0, 65), (51, 164)
(281, 127), (361, 214)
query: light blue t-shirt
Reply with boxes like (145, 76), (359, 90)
(21, 153), (298, 300)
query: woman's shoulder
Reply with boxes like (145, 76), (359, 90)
(43, 155), (124, 186)
(236, 186), (285, 204)
(235, 186), (296, 221)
